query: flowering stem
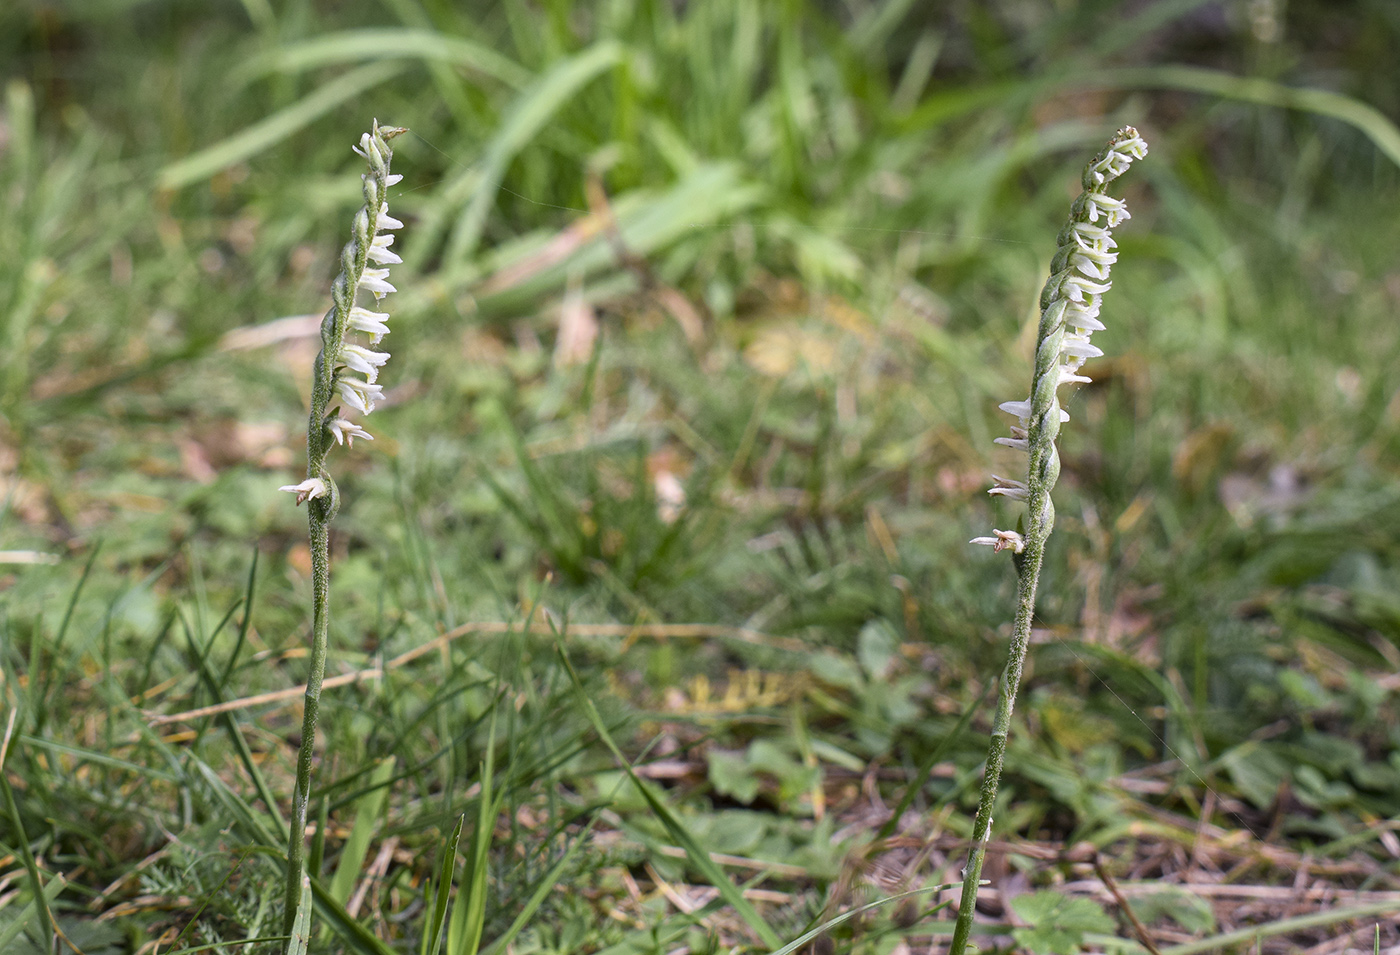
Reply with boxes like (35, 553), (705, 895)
(278, 120), (406, 948)
(953, 127), (1147, 955)
(947, 535), (1044, 955)
(282, 516), (330, 939)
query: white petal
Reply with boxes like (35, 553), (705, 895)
(378, 204), (404, 230)
(348, 306), (391, 340)
(385, 173), (403, 187)
(1085, 193), (1126, 223)
(1070, 256), (1110, 281)
(1061, 338), (1103, 360)
(358, 268), (397, 298)
(340, 343), (390, 380)
(336, 377), (384, 414)
(1065, 303), (1106, 332)
(998, 399), (1033, 420)
(971, 529), (1025, 553)
(327, 418), (374, 447)
(1072, 222), (1116, 248)
(364, 245), (403, 264)
(279, 478), (327, 505)
(1066, 274), (1112, 298)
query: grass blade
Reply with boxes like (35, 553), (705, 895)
(765, 885), (956, 955)
(443, 40), (623, 263)
(156, 61), (407, 189)
(310, 876), (399, 955)
(1155, 900), (1400, 955)
(1088, 65), (1400, 169)
(479, 810), (602, 955)
(236, 28), (531, 88)
(328, 756), (397, 906)
(0, 870), (65, 953)
(0, 710), (56, 952)
(554, 634), (784, 950)
(447, 715), (503, 955)
(422, 814), (465, 955)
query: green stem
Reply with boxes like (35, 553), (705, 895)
(949, 126), (1146, 955)
(273, 121), (404, 953)
(281, 511), (331, 940)
(948, 532), (1045, 955)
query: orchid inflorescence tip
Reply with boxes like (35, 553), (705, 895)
(973, 126), (1147, 552)
(280, 120), (406, 507)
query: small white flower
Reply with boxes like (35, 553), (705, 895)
(994, 426), (1029, 452)
(340, 343), (390, 381)
(336, 376), (384, 414)
(988, 475), (1029, 501)
(1071, 222), (1116, 249)
(280, 478), (327, 505)
(998, 399), (1069, 424)
(367, 234), (402, 265)
(327, 418), (374, 447)
(347, 306), (391, 341)
(1084, 193), (1130, 226)
(1057, 364), (1092, 385)
(1068, 247), (1118, 279)
(1064, 274), (1112, 302)
(1113, 131), (1149, 159)
(385, 173), (403, 187)
(1065, 302), (1106, 332)
(377, 205), (404, 231)
(358, 268), (397, 299)
(998, 398), (1033, 420)
(1061, 337), (1103, 361)
(970, 529), (1025, 553)
(1087, 134), (1148, 182)
(353, 134), (384, 166)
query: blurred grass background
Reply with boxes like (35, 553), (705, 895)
(2, 1), (1399, 953)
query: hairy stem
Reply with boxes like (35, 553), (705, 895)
(948, 534), (1044, 955)
(281, 512), (330, 939)
(953, 126), (1146, 955)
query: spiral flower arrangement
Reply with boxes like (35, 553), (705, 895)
(278, 120), (407, 952)
(951, 126), (1147, 955)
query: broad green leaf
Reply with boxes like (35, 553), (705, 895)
(1012, 892), (1115, 955)
(1217, 742), (1289, 810)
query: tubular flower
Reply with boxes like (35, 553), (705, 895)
(969, 529), (1025, 553)
(347, 306), (391, 341)
(326, 418), (374, 447)
(279, 478), (328, 505)
(281, 119), (407, 509)
(336, 376), (384, 415)
(972, 126), (1147, 550)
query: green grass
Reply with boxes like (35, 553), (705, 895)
(2, 1), (1400, 953)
